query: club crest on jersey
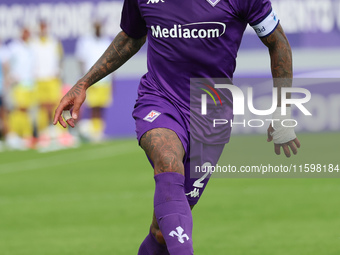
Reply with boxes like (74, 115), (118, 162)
(147, 0), (164, 4)
(143, 110), (161, 122)
(206, 0), (220, 7)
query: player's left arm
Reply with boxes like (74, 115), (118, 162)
(260, 23), (300, 157)
(261, 23), (292, 80)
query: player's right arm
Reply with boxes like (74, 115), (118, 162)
(53, 31), (146, 128)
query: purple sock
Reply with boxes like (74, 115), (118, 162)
(138, 229), (169, 255)
(154, 172), (194, 255)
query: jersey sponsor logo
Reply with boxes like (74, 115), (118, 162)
(143, 110), (161, 122)
(147, 0), (164, 4)
(206, 0), (221, 7)
(169, 226), (190, 243)
(151, 22), (226, 39)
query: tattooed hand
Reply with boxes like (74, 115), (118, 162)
(53, 31), (146, 128)
(53, 81), (87, 128)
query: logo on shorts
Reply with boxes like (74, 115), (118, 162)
(143, 110), (161, 122)
(186, 188), (200, 198)
(147, 0), (164, 4)
(186, 162), (212, 198)
(206, 0), (220, 7)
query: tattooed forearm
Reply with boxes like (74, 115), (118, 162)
(261, 24), (292, 105)
(261, 24), (292, 79)
(79, 31), (146, 89)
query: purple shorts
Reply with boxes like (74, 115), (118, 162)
(133, 94), (225, 205)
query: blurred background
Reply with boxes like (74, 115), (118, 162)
(0, 0), (339, 255)
(0, 0), (339, 151)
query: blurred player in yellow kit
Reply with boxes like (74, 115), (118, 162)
(75, 21), (114, 142)
(6, 27), (35, 150)
(31, 20), (63, 136)
(0, 38), (9, 151)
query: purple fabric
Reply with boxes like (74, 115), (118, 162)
(133, 93), (189, 151)
(133, 93), (226, 205)
(189, 77), (234, 144)
(185, 139), (225, 203)
(138, 229), (169, 255)
(120, 0), (272, 143)
(154, 172), (193, 255)
(234, 0), (272, 26)
(120, 0), (147, 39)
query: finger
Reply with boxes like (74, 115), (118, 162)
(53, 104), (64, 125)
(288, 141), (298, 155)
(294, 138), (301, 148)
(282, 144), (291, 158)
(274, 144), (281, 155)
(267, 129), (273, 142)
(62, 110), (72, 121)
(58, 115), (67, 128)
(62, 110), (76, 128)
(72, 104), (80, 120)
(66, 118), (75, 128)
(267, 125), (274, 142)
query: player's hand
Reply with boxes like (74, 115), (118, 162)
(267, 124), (301, 157)
(53, 83), (87, 128)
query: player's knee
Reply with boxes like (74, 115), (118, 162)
(153, 150), (184, 174)
(140, 128), (185, 174)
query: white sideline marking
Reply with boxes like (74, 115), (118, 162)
(0, 143), (139, 174)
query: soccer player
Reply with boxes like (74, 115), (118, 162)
(6, 27), (35, 150)
(75, 21), (114, 142)
(0, 38), (9, 150)
(31, 20), (63, 137)
(54, 0), (300, 254)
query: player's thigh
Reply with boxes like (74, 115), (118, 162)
(140, 128), (185, 175)
(134, 94), (189, 175)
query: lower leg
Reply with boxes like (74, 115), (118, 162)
(90, 107), (105, 140)
(139, 204), (196, 255)
(37, 106), (49, 132)
(138, 215), (169, 255)
(139, 128), (193, 255)
(153, 172), (193, 254)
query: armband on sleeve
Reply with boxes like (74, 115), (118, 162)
(251, 9), (279, 38)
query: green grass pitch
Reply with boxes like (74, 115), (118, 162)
(0, 132), (339, 255)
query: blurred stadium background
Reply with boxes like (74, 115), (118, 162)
(0, 0), (339, 254)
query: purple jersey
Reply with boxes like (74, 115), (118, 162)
(121, 0), (278, 143)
